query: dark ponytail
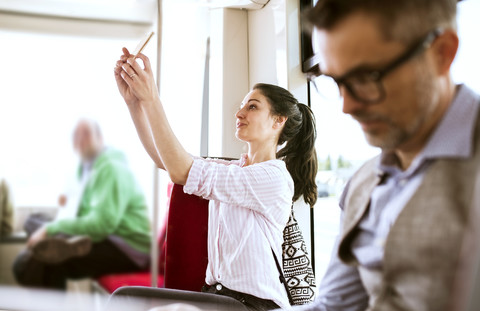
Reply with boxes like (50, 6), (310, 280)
(253, 83), (318, 207)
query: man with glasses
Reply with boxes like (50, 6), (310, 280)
(301, 0), (480, 310)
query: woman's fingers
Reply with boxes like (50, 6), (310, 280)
(120, 70), (131, 83)
(122, 47), (131, 57)
(119, 70), (138, 95)
(121, 62), (138, 79)
(113, 66), (122, 77)
(114, 66), (128, 94)
(118, 49), (151, 78)
(116, 59), (125, 69)
(115, 48), (158, 106)
(136, 53), (153, 74)
(127, 57), (146, 78)
(115, 59), (134, 89)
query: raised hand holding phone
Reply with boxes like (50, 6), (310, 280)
(114, 31), (157, 107)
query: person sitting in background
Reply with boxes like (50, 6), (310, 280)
(13, 118), (151, 289)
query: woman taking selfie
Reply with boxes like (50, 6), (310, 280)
(114, 48), (317, 310)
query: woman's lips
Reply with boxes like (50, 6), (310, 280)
(236, 123), (246, 128)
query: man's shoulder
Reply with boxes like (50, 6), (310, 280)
(350, 156), (381, 185)
(339, 155), (381, 210)
(95, 149), (128, 169)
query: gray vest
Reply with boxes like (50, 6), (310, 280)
(339, 110), (480, 311)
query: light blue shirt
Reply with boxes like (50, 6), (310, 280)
(297, 84), (480, 311)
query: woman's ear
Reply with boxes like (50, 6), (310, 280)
(273, 116), (288, 129)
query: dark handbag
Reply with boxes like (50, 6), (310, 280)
(271, 205), (316, 305)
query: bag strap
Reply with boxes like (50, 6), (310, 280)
(271, 247), (294, 305)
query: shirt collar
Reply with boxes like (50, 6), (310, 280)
(377, 84), (480, 175)
(81, 160), (94, 176)
(421, 84), (479, 160)
(80, 148), (105, 175)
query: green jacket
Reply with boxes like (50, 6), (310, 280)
(47, 149), (151, 254)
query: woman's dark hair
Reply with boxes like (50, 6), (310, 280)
(253, 83), (318, 207)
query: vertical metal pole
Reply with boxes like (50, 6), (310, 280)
(150, 0), (163, 288)
(200, 37), (210, 158)
(307, 80), (315, 274)
(151, 167), (159, 288)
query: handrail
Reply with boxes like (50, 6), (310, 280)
(150, 0), (163, 289)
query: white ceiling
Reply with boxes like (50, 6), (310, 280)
(0, 0), (157, 24)
(0, 0), (269, 24)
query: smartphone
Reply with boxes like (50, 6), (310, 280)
(132, 31), (155, 57)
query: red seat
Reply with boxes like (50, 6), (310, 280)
(97, 183), (209, 293)
(164, 184), (209, 291)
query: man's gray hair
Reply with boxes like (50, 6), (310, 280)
(307, 0), (457, 43)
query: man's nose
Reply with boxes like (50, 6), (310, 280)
(341, 86), (365, 115)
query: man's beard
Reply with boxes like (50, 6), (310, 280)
(352, 61), (438, 150)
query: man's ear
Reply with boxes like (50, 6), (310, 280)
(273, 116), (288, 129)
(432, 29), (459, 76)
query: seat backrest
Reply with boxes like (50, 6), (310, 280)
(108, 286), (248, 311)
(164, 184), (209, 292)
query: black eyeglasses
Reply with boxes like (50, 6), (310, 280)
(310, 28), (443, 104)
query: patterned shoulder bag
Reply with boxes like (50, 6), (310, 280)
(271, 205), (316, 305)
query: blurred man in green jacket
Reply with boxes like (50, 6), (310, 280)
(13, 119), (151, 289)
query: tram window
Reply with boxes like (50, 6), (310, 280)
(0, 25), (155, 208)
(310, 0), (480, 279)
(0, 2), (209, 212)
(310, 86), (379, 280)
(451, 0), (480, 94)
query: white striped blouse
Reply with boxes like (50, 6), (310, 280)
(184, 155), (293, 309)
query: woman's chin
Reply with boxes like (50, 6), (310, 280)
(235, 131), (248, 142)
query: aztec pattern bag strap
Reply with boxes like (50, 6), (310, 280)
(272, 204), (316, 305)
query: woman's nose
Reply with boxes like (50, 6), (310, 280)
(235, 108), (244, 119)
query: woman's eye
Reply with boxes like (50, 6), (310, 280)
(248, 105), (256, 110)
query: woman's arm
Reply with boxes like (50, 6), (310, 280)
(114, 49), (165, 170)
(114, 48), (192, 184)
(128, 106), (165, 170)
(142, 101), (193, 184)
